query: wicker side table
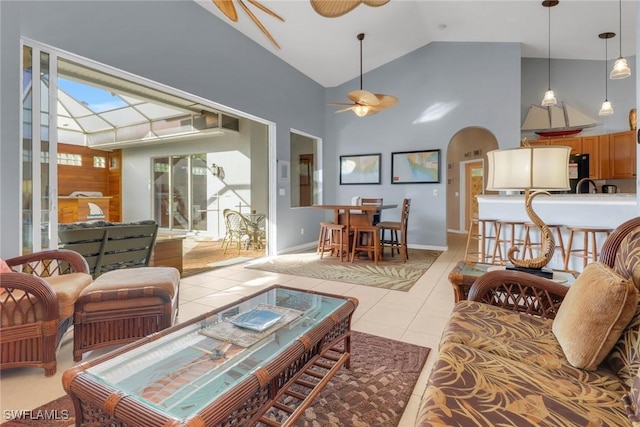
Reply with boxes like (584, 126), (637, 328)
(448, 260), (578, 303)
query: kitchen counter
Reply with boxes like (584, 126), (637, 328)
(477, 194), (639, 271)
(478, 194), (637, 228)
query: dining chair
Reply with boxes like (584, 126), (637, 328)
(222, 209), (263, 253)
(361, 198), (383, 224)
(378, 198), (411, 262)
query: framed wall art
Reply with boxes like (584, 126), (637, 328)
(339, 153), (381, 185)
(391, 149), (440, 184)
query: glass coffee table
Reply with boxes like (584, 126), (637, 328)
(62, 285), (358, 426)
(448, 260), (579, 302)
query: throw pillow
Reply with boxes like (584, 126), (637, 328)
(552, 261), (639, 371)
(0, 258), (11, 273)
(0, 258), (11, 293)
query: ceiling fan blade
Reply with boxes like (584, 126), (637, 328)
(363, 0), (390, 6)
(374, 94), (399, 109)
(236, 0), (281, 49)
(246, 0), (285, 22)
(334, 106), (356, 114)
(310, 0), (360, 18)
(212, 0), (238, 22)
(348, 90), (380, 106)
(329, 102), (357, 106)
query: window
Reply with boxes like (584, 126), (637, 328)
(93, 156), (106, 168)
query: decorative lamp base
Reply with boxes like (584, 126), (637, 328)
(506, 263), (553, 279)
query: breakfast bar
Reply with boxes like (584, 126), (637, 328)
(477, 194), (638, 270)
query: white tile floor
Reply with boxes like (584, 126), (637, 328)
(0, 233), (465, 426)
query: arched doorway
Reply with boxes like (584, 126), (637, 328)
(445, 127), (499, 233)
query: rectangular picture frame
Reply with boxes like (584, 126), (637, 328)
(391, 149), (440, 184)
(339, 153), (381, 185)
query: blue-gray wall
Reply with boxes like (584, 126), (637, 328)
(0, 0), (327, 256)
(324, 42), (522, 248)
(522, 57), (636, 135)
(1, 0), (638, 256)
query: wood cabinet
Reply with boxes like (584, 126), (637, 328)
(581, 135), (610, 179)
(524, 131), (634, 180)
(609, 130), (636, 178)
(58, 197), (111, 223)
(546, 137), (582, 154)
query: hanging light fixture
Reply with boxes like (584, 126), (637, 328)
(541, 0), (559, 106)
(610, 0), (631, 79)
(598, 32), (615, 116)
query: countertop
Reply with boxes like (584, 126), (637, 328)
(478, 193), (637, 205)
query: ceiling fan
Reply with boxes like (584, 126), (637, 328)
(330, 33), (398, 117)
(310, 0), (390, 18)
(212, 0), (284, 49)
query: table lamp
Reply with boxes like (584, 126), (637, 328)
(486, 145), (571, 277)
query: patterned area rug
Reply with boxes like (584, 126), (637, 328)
(2, 332), (429, 427)
(246, 248), (442, 292)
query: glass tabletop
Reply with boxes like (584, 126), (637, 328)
(460, 262), (577, 285)
(85, 287), (348, 419)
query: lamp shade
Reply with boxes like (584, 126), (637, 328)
(610, 57), (631, 79)
(486, 146), (571, 192)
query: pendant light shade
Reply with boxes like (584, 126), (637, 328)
(541, 0), (558, 106)
(599, 32), (615, 116)
(599, 100), (614, 116)
(542, 90), (557, 106)
(610, 0), (631, 79)
(611, 57), (631, 79)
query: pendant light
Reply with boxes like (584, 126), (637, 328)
(541, 0), (559, 106)
(599, 32), (615, 116)
(610, 0), (631, 79)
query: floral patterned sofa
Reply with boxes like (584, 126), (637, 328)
(417, 216), (640, 426)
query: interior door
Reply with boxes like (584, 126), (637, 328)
(464, 161), (484, 231)
(21, 43), (58, 254)
(299, 153), (313, 206)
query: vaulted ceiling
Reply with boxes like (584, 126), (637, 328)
(196, 0), (637, 87)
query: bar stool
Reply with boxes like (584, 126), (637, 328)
(317, 222), (332, 254)
(492, 220), (526, 265)
(464, 218), (499, 263)
(317, 222), (347, 262)
(350, 225), (381, 265)
(563, 226), (613, 270)
(522, 223), (566, 263)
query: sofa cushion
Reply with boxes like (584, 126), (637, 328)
(622, 366), (640, 425)
(607, 226), (640, 389)
(553, 262), (638, 371)
(442, 301), (625, 392)
(417, 342), (630, 427)
(42, 273), (93, 319)
(613, 226), (640, 290)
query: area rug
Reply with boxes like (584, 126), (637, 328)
(245, 248), (442, 292)
(3, 332), (430, 427)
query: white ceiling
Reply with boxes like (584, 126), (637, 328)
(195, 0), (637, 88)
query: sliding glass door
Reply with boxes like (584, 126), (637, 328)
(153, 154), (209, 233)
(22, 43), (58, 253)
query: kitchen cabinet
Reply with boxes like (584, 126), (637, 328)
(581, 135), (610, 179)
(609, 130), (636, 179)
(523, 131), (635, 180)
(546, 137), (582, 154)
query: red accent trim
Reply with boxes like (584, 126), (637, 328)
(535, 129), (583, 138)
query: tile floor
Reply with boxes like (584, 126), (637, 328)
(0, 233), (465, 426)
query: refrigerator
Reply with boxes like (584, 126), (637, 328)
(568, 153), (590, 193)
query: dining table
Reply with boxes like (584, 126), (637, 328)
(313, 203), (398, 257)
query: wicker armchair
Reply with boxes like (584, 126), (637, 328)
(1, 249), (92, 376)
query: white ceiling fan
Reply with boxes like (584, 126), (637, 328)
(330, 33), (398, 117)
